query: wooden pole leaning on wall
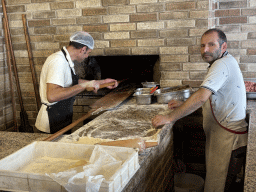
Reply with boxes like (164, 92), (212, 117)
(22, 14), (41, 112)
(2, 18), (17, 131)
(2, 0), (34, 133)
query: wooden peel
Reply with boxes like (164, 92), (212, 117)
(43, 84), (135, 141)
(86, 81), (116, 92)
(99, 138), (158, 151)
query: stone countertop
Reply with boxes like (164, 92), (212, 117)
(244, 100), (256, 192)
(0, 98), (255, 191)
(0, 132), (50, 160)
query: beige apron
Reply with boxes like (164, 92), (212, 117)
(202, 99), (248, 192)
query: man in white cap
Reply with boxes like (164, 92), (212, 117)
(35, 31), (118, 134)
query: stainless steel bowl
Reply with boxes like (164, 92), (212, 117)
(134, 91), (152, 105)
(154, 87), (191, 104)
(141, 82), (159, 88)
(135, 88), (152, 94)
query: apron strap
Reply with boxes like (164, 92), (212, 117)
(209, 98), (247, 134)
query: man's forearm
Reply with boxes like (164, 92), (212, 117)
(168, 88), (211, 122)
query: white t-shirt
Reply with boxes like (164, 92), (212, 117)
(201, 53), (247, 131)
(35, 47), (76, 133)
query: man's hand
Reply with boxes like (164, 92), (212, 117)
(152, 114), (172, 128)
(79, 80), (101, 93)
(101, 78), (118, 89)
(168, 99), (184, 110)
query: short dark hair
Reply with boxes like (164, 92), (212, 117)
(69, 41), (89, 50)
(203, 28), (227, 47)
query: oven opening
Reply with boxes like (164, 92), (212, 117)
(75, 55), (160, 96)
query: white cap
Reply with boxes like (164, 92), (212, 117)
(70, 31), (94, 49)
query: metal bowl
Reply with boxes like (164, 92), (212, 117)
(141, 82), (159, 88)
(134, 91), (152, 105)
(154, 87), (191, 104)
(135, 88), (152, 94)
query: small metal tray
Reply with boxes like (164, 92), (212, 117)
(245, 78), (256, 99)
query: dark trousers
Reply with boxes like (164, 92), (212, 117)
(225, 146), (247, 191)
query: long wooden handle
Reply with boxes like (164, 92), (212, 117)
(43, 110), (96, 141)
(22, 14), (41, 112)
(86, 81), (117, 91)
(2, 0), (24, 111)
(3, 18), (17, 130)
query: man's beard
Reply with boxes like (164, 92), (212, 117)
(202, 48), (221, 65)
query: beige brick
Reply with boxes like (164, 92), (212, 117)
(189, 28), (208, 37)
(9, 20), (23, 28)
(109, 6), (136, 14)
(54, 34), (70, 42)
(138, 39), (164, 47)
(190, 71), (207, 80)
(167, 20), (195, 28)
(28, 19), (49, 27)
(50, 2), (74, 10)
(137, 22), (164, 30)
(197, 1), (209, 10)
(82, 8), (107, 16)
(189, 45), (200, 54)
(35, 42), (59, 50)
(190, 55), (204, 63)
(160, 63), (182, 71)
(111, 40), (136, 47)
(248, 63), (256, 72)
(31, 50), (55, 58)
(241, 55), (256, 63)
(137, 4), (165, 13)
(161, 71), (189, 80)
(103, 15), (129, 23)
(104, 32), (129, 39)
(190, 11), (209, 19)
(167, 38), (196, 46)
(130, 13), (157, 22)
(183, 63), (208, 71)
(160, 12), (188, 20)
(77, 16), (102, 24)
(8, 0), (30, 5)
(56, 26), (83, 35)
(130, 0), (157, 4)
(160, 29), (189, 38)
(94, 40), (110, 48)
(242, 24), (256, 32)
(26, 3), (50, 11)
(131, 47), (159, 55)
(249, 16), (256, 23)
(90, 49), (104, 56)
(161, 55), (189, 63)
(110, 23), (136, 31)
(160, 80), (182, 88)
(160, 47), (188, 55)
(226, 33), (248, 41)
(33, 11), (56, 19)
(57, 9), (81, 18)
(76, 0), (101, 8)
(52, 18), (76, 26)
(131, 30), (157, 39)
(104, 48), (130, 55)
(83, 25), (108, 32)
(102, 0), (129, 6)
(167, 2), (196, 10)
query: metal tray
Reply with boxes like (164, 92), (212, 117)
(245, 78), (256, 99)
(247, 92), (256, 99)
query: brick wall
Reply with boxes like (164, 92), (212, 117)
(0, 0), (255, 131)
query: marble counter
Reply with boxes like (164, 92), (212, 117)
(244, 100), (256, 192)
(0, 132), (50, 160)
